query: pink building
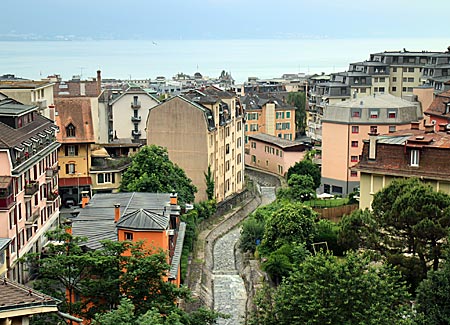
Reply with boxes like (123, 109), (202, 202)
(245, 133), (311, 176)
(0, 93), (60, 283)
(321, 93), (422, 196)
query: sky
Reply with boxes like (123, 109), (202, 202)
(2, 0), (450, 40)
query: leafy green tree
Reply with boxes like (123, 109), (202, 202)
(287, 174), (316, 202)
(287, 92), (306, 134)
(313, 219), (343, 256)
(250, 252), (412, 325)
(26, 230), (221, 324)
(286, 158), (321, 190)
(204, 165), (215, 200)
(239, 216), (265, 254)
(260, 202), (317, 254)
(338, 209), (379, 252)
(371, 178), (450, 275)
(120, 145), (197, 204)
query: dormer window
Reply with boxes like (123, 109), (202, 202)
(66, 123), (76, 137)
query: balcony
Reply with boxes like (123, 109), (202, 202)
(0, 193), (15, 210)
(132, 130), (142, 137)
(46, 192), (59, 205)
(25, 209), (40, 226)
(25, 181), (39, 196)
(131, 116), (142, 122)
(131, 101), (141, 109)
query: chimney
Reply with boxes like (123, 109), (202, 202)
(114, 204), (121, 223)
(170, 193), (178, 206)
(368, 132), (378, 160)
(97, 70), (102, 95)
(411, 121), (420, 130)
(424, 124), (434, 133)
(439, 123), (447, 132)
(63, 219), (73, 236)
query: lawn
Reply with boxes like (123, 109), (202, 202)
(303, 198), (349, 208)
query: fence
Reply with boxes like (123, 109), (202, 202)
(313, 204), (359, 222)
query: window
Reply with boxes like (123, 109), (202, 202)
(9, 210), (15, 229)
(66, 163), (75, 174)
(392, 67), (397, 72)
(351, 126), (359, 134)
(379, 87), (385, 92)
(392, 86), (397, 92)
(408, 77), (414, 82)
(403, 67), (408, 73)
(66, 145), (78, 156)
(370, 110), (379, 118)
(332, 185), (343, 194)
(226, 144), (230, 154)
(237, 153), (241, 164)
(286, 111), (291, 118)
(360, 88), (366, 93)
(351, 156), (358, 162)
(370, 126), (378, 133)
(66, 123), (76, 137)
(410, 149), (419, 166)
(389, 126), (396, 133)
(403, 77), (407, 82)
(251, 141), (256, 149)
(351, 141), (358, 147)
(350, 171), (358, 177)
(388, 111), (396, 118)
(379, 77), (385, 82)
(97, 173), (104, 184)
(351, 109), (361, 118)
(125, 232), (133, 240)
(249, 124), (258, 132)
(392, 77), (397, 82)
(408, 67), (414, 73)
(251, 155), (256, 163)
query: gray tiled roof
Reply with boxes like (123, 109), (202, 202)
(249, 133), (311, 149)
(116, 209), (169, 231)
(72, 192), (171, 250)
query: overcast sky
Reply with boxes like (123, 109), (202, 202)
(2, 0), (449, 40)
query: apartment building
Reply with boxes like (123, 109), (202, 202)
(147, 86), (245, 202)
(355, 123), (450, 209)
(0, 94), (60, 282)
(321, 93), (422, 196)
(241, 93), (296, 143)
(0, 79), (56, 120)
(421, 50), (450, 94)
(245, 133), (311, 176)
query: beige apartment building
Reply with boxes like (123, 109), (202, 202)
(321, 93), (422, 196)
(147, 87), (245, 202)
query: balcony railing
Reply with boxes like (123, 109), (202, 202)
(25, 181), (39, 196)
(46, 192), (59, 205)
(25, 209), (40, 226)
(0, 193), (15, 210)
(131, 101), (141, 108)
(131, 116), (142, 122)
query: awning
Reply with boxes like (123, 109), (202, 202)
(59, 177), (92, 187)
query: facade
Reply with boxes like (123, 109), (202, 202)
(0, 238), (11, 276)
(420, 50), (450, 94)
(72, 192), (185, 286)
(355, 123), (450, 209)
(0, 94), (60, 283)
(245, 133), (311, 176)
(0, 80), (56, 120)
(147, 87), (245, 202)
(108, 85), (159, 144)
(241, 93), (296, 143)
(321, 93), (422, 196)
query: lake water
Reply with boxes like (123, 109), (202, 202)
(0, 38), (448, 83)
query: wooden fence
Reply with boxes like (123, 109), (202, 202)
(313, 204), (359, 222)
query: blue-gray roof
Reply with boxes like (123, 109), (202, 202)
(169, 222), (186, 280)
(116, 208), (169, 231)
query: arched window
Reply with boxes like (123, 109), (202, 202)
(66, 123), (76, 137)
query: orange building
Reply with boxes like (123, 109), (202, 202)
(71, 192), (185, 286)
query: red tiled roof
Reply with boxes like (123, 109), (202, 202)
(54, 98), (95, 143)
(425, 90), (450, 116)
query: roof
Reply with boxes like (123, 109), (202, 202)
(109, 85), (160, 106)
(169, 221), (186, 279)
(0, 96), (36, 116)
(0, 238), (11, 251)
(0, 277), (59, 316)
(0, 80), (53, 90)
(331, 93), (417, 109)
(116, 208), (169, 231)
(54, 80), (100, 97)
(425, 89), (450, 117)
(249, 133), (311, 149)
(240, 93), (296, 110)
(54, 97), (95, 144)
(72, 192), (173, 250)
(0, 176), (12, 188)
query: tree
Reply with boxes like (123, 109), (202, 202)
(338, 209), (379, 252)
(286, 158), (321, 190)
(371, 178), (450, 275)
(120, 145), (197, 205)
(259, 202), (317, 254)
(239, 216), (265, 254)
(26, 230), (221, 324)
(250, 252), (412, 325)
(204, 165), (215, 200)
(287, 92), (306, 135)
(287, 174), (316, 202)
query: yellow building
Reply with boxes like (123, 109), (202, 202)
(147, 87), (245, 202)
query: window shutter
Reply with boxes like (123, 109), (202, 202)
(65, 146), (68, 156)
(75, 145), (78, 156)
